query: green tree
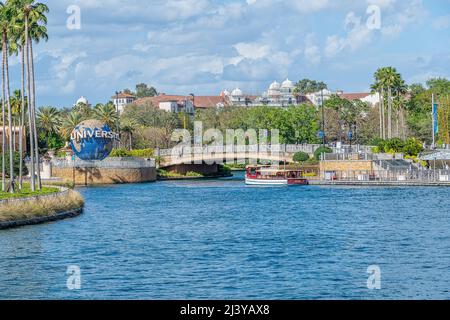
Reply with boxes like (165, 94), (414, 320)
(293, 151), (309, 163)
(136, 83), (157, 98)
(372, 67), (404, 140)
(60, 111), (82, 141)
(314, 146), (332, 160)
(0, 0), (16, 192)
(13, 0), (49, 191)
(94, 102), (119, 128)
(37, 106), (61, 134)
(293, 79), (327, 95)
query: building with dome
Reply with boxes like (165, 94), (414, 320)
(223, 79), (304, 108)
(74, 96), (91, 107)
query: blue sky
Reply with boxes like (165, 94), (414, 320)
(9, 0), (450, 107)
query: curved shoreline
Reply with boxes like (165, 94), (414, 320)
(0, 206), (84, 230)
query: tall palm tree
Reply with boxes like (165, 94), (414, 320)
(0, 1), (15, 192)
(9, 89), (26, 187)
(371, 75), (385, 139)
(10, 90), (22, 151)
(14, 0), (48, 191)
(372, 67), (403, 140)
(393, 77), (407, 138)
(94, 103), (119, 129)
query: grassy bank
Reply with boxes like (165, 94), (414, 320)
(0, 190), (84, 223)
(0, 183), (59, 200)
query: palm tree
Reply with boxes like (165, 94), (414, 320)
(37, 106), (61, 134)
(120, 118), (136, 150)
(371, 71), (385, 139)
(9, 89), (26, 187)
(14, 0), (48, 191)
(372, 67), (404, 140)
(10, 90), (22, 151)
(60, 111), (82, 141)
(393, 77), (407, 138)
(9, 2), (26, 189)
(94, 103), (119, 129)
(0, 1), (15, 192)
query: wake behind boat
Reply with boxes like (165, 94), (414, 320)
(245, 165), (309, 186)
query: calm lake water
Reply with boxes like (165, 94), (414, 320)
(1, 172), (449, 299)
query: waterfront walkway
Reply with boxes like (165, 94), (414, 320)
(309, 180), (450, 187)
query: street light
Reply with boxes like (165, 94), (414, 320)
(190, 93), (195, 109)
(115, 91), (120, 148)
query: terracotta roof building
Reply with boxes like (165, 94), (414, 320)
(111, 92), (137, 113)
(134, 94), (230, 113)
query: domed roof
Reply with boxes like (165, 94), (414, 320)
(281, 78), (294, 88)
(231, 88), (243, 96)
(76, 96), (88, 105)
(269, 81), (280, 90)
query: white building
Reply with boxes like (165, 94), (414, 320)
(74, 96), (91, 107)
(111, 92), (137, 113)
(224, 79), (302, 108)
(306, 90), (381, 107)
(305, 89), (333, 107)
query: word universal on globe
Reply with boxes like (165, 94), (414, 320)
(70, 119), (119, 161)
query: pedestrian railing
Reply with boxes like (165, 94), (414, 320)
(321, 169), (450, 183)
(158, 144), (374, 157)
(51, 158), (156, 169)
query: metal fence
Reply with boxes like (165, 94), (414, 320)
(51, 158), (156, 169)
(321, 169), (450, 183)
(158, 144), (373, 157)
(322, 153), (405, 161)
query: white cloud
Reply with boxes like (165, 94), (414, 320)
(304, 34), (321, 65)
(325, 12), (373, 58)
(233, 42), (271, 60)
(432, 15), (450, 30)
(380, 0), (425, 38)
(291, 0), (331, 13)
(366, 0), (397, 9)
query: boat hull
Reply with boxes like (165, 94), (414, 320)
(245, 177), (288, 185)
(245, 177), (309, 186)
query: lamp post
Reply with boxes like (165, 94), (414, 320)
(115, 91), (120, 148)
(190, 93), (195, 110)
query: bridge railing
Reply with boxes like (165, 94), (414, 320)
(52, 158), (156, 169)
(158, 144), (373, 157)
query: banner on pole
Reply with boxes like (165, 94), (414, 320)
(433, 103), (439, 135)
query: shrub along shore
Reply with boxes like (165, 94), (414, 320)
(0, 185), (84, 227)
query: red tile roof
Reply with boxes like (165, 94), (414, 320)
(134, 94), (230, 109)
(111, 92), (136, 99)
(337, 92), (371, 100)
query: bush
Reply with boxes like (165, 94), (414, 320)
(293, 151), (310, 163)
(1, 151), (28, 177)
(110, 148), (129, 157)
(314, 146), (332, 160)
(218, 164), (232, 175)
(110, 148), (154, 158)
(370, 138), (423, 157)
(402, 138), (423, 157)
(129, 148), (154, 158)
(186, 171), (203, 177)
